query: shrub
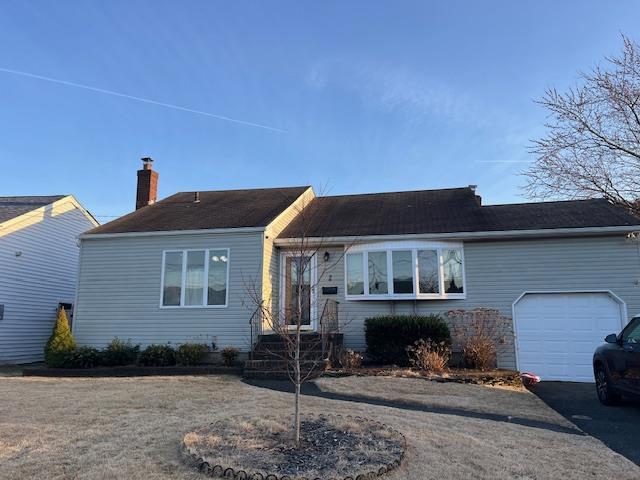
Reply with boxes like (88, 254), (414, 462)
(65, 346), (102, 369)
(101, 338), (140, 366)
(176, 343), (209, 366)
(44, 308), (76, 368)
(449, 308), (506, 371)
(138, 344), (177, 367)
(365, 315), (451, 365)
(221, 346), (239, 366)
(339, 349), (363, 369)
(406, 339), (451, 372)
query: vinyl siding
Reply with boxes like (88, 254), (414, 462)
(277, 235), (640, 370)
(73, 231), (263, 350)
(0, 199), (96, 364)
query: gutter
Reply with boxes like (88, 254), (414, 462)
(79, 226), (265, 240)
(273, 225), (640, 246)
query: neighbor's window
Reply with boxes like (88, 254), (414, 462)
(346, 252), (364, 295)
(368, 251), (388, 294)
(161, 249), (229, 307)
(344, 243), (465, 300)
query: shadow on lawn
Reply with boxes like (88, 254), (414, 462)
(243, 378), (585, 437)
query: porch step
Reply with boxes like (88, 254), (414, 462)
(243, 332), (343, 380)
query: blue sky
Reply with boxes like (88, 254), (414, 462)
(1, 1), (639, 221)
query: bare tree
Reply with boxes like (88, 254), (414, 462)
(245, 193), (352, 448)
(524, 35), (640, 216)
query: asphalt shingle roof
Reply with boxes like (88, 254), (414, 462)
(0, 195), (66, 224)
(88, 186), (310, 234)
(277, 187), (640, 238)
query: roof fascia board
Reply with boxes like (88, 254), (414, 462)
(80, 226), (265, 240)
(274, 224), (640, 246)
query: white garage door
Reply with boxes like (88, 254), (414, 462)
(514, 292), (625, 382)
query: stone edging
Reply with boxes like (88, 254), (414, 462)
(180, 414), (406, 480)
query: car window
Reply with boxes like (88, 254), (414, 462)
(621, 318), (640, 344)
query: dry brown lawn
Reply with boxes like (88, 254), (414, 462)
(0, 374), (637, 480)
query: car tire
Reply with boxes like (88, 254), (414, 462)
(595, 365), (621, 406)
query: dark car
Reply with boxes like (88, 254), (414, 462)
(593, 316), (640, 405)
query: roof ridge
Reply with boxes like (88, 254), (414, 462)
(172, 185), (311, 195)
(0, 194), (67, 200)
(482, 198), (607, 208)
(317, 186), (474, 200)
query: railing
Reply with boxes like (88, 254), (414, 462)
(319, 299), (340, 360)
(249, 303), (263, 360)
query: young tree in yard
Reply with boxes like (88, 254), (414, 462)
(246, 194), (351, 448)
(524, 35), (640, 216)
(44, 307), (76, 367)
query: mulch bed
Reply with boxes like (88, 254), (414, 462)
(22, 365), (242, 377)
(182, 414), (405, 479)
(326, 367), (523, 387)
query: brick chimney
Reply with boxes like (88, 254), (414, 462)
(136, 157), (158, 210)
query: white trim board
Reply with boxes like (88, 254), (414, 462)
(274, 225), (640, 246)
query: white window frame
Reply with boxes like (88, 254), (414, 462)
(159, 248), (230, 309)
(344, 241), (466, 301)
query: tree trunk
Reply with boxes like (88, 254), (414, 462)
(294, 326), (301, 448)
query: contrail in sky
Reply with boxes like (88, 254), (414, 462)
(0, 66), (286, 133)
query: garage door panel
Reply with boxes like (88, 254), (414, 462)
(515, 293), (623, 382)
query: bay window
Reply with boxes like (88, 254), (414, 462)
(346, 252), (364, 295)
(392, 251), (414, 294)
(161, 248), (229, 307)
(344, 241), (465, 300)
(368, 251), (388, 294)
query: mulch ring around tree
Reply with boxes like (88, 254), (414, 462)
(181, 414), (406, 480)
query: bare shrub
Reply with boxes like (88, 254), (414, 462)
(406, 339), (451, 372)
(340, 349), (363, 369)
(221, 346), (239, 366)
(448, 309), (508, 371)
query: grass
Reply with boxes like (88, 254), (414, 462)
(0, 375), (637, 479)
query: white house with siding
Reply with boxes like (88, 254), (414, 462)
(0, 195), (98, 364)
(73, 159), (640, 381)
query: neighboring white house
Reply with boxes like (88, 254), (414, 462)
(0, 195), (98, 364)
(73, 159), (640, 381)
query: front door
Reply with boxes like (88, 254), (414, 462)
(281, 253), (316, 330)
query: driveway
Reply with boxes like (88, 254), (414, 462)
(533, 382), (640, 466)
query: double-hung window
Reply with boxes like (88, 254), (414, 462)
(161, 248), (229, 307)
(344, 241), (465, 300)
